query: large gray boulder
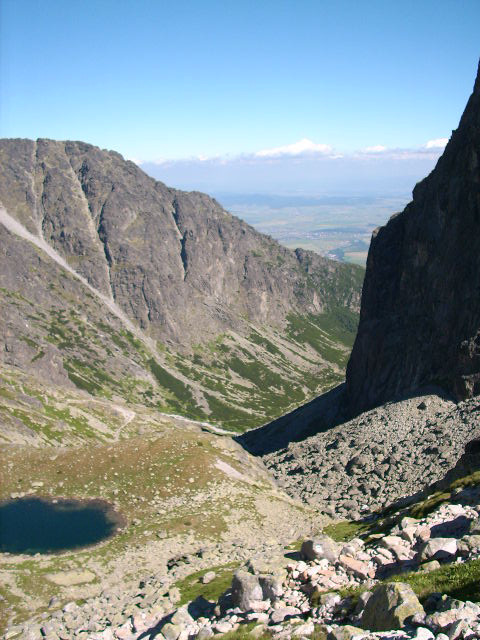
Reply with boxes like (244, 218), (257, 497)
(259, 574), (283, 601)
(170, 606), (194, 627)
(361, 582), (425, 631)
(161, 622), (183, 640)
(245, 555), (286, 577)
(301, 535), (340, 563)
(327, 626), (366, 640)
(270, 606), (301, 624)
(230, 570), (263, 611)
(245, 555), (286, 601)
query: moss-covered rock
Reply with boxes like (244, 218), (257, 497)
(361, 582), (424, 631)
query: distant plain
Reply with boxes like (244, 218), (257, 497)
(216, 193), (410, 265)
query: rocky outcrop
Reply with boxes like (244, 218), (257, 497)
(346, 60), (480, 414)
(301, 535), (340, 563)
(360, 583), (424, 632)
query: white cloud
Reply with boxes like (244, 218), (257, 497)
(425, 137), (449, 149)
(147, 154), (219, 165)
(363, 145), (387, 153)
(255, 138), (332, 158)
(142, 139), (447, 171)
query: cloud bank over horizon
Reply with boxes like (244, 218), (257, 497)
(140, 137), (447, 196)
(140, 136), (449, 165)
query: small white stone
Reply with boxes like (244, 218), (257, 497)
(413, 627), (435, 640)
(213, 621), (233, 633)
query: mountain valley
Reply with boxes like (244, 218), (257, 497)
(1, 60), (480, 640)
(0, 139), (361, 636)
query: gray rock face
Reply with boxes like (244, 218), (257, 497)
(0, 136), (363, 431)
(346, 60), (480, 414)
(0, 138), (361, 349)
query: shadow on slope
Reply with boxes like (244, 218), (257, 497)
(236, 382), (457, 457)
(235, 383), (347, 456)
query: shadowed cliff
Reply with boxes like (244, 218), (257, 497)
(346, 59), (480, 415)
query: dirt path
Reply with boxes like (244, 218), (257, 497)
(112, 405), (136, 441)
(158, 411), (236, 435)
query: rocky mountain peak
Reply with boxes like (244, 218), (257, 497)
(0, 137), (364, 430)
(0, 138), (362, 349)
(346, 59), (480, 414)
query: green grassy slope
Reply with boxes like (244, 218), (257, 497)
(1, 280), (361, 434)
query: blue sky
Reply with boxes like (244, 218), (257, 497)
(1, 0), (479, 193)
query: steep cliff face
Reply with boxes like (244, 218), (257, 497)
(346, 60), (480, 414)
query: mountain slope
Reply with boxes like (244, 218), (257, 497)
(346, 60), (480, 415)
(0, 363), (326, 635)
(0, 139), (363, 431)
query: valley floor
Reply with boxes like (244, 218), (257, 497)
(2, 386), (480, 640)
(0, 383), (324, 637)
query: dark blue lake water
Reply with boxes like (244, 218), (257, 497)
(0, 497), (123, 554)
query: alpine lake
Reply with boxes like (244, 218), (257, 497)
(0, 496), (125, 554)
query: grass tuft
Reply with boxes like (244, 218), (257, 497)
(390, 559), (480, 603)
(175, 565), (237, 607)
